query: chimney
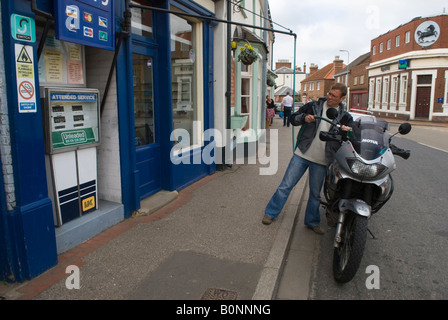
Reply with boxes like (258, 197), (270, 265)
(303, 62), (306, 74)
(333, 55), (343, 74)
(309, 63), (318, 75)
(276, 59), (292, 69)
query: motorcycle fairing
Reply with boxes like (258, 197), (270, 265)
(350, 117), (390, 160)
(338, 198), (371, 217)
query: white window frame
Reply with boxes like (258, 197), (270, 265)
(382, 76), (390, 105)
(391, 75), (399, 105)
(396, 35), (400, 47)
(399, 74), (408, 105)
(405, 31), (410, 43)
(375, 78), (382, 106)
(368, 78), (375, 108)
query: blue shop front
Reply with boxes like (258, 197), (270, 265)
(0, 0), (216, 282)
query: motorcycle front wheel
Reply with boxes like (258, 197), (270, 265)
(333, 212), (368, 283)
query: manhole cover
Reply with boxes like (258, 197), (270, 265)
(201, 288), (238, 300)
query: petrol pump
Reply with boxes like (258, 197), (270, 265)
(43, 87), (100, 226)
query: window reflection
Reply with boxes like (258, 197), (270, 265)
(131, 0), (153, 38)
(133, 54), (155, 146)
(170, 14), (197, 147)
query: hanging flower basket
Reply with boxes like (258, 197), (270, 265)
(267, 74), (276, 87)
(238, 43), (258, 65)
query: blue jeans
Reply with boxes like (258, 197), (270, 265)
(265, 154), (327, 227)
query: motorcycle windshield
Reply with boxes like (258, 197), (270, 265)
(350, 117), (389, 160)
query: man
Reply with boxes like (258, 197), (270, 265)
(262, 83), (352, 234)
(281, 92), (293, 127)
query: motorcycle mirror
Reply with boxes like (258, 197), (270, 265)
(326, 108), (338, 120)
(398, 123), (412, 135)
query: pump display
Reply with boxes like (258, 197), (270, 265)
(44, 87), (100, 226)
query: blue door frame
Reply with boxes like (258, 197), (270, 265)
(117, 1), (216, 218)
(1, 0), (57, 281)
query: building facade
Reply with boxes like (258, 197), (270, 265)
(0, 0), (275, 283)
(334, 52), (370, 110)
(367, 14), (448, 121)
(300, 56), (345, 102)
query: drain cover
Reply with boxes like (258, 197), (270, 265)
(201, 288), (238, 300)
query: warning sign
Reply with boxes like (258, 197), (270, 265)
(18, 81), (34, 100)
(17, 46), (32, 63)
(15, 44), (36, 113)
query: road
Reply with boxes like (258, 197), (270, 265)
(308, 124), (448, 299)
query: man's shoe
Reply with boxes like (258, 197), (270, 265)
(307, 225), (325, 235)
(262, 215), (273, 225)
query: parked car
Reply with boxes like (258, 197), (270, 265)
(294, 102), (304, 112)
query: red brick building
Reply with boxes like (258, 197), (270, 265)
(367, 14), (448, 122)
(300, 56), (345, 102)
(334, 53), (371, 110)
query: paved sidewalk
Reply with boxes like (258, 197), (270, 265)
(1, 116), (308, 300)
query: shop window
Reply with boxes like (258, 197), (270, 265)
(36, 21), (86, 87)
(170, 13), (203, 149)
(130, 0), (153, 38)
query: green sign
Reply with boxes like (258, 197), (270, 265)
(11, 14), (35, 43)
(52, 128), (96, 149)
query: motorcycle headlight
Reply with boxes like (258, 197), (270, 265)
(346, 158), (387, 179)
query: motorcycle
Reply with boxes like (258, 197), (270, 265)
(318, 108), (411, 283)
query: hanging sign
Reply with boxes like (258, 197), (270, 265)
(54, 0), (115, 51)
(15, 44), (37, 113)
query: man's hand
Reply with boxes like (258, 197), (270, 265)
(305, 114), (316, 123)
(341, 125), (352, 131)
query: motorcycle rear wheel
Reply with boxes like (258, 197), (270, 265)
(333, 212), (368, 283)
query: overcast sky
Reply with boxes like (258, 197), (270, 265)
(269, 0), (447, 70)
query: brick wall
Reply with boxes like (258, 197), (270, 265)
(348, 57), (370, 90)
(0, 8), (16, 211)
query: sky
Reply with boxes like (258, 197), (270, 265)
(268, 0), (447, 70)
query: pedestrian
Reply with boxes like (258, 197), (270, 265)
(281, 92), (293, 127)
(262, 83), (353, 234)
(266, 95), (276, 127)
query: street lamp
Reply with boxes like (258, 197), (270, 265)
(339, 49), (350, 65)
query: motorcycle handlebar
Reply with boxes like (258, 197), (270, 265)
(390, 144), (411, 160)
(319, 131), (341, 142)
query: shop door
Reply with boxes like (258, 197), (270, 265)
(133, 52), (161, 199)
(415, 86), (431, 118)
